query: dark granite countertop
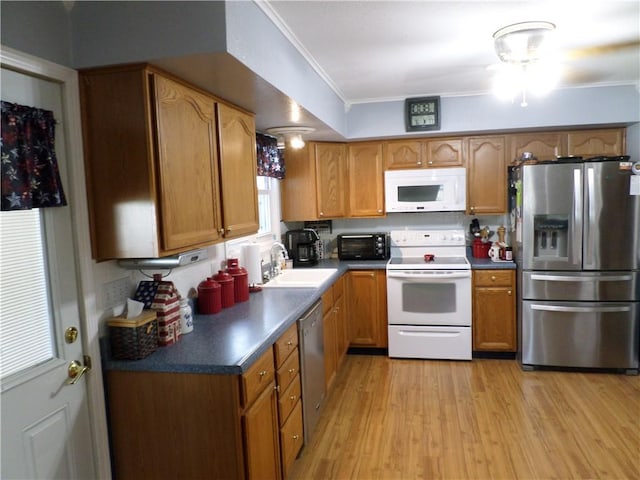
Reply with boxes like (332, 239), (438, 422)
(103, 254), (514, 376)
(103, 260), (388, 376)
(467, 247), (517, 270)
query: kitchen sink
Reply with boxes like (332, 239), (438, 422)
(262, 268), (338, 288)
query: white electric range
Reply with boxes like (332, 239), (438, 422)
(386, 229), (472, 360)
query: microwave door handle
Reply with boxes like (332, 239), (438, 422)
(340, 235), (372, 239)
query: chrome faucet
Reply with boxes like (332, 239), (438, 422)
(269, 242), (289, 279)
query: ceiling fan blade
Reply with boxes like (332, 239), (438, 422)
(566, 40), (640, 59)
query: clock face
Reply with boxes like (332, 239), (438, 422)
(405, 96), (440, 131)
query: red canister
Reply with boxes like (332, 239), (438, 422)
(472, 238), (491, 258)
(197, 278), (221, 314)
(212, 270), (235, 308)
(226, 258), (249, 303)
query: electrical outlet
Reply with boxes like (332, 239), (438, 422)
(103, 277), (131, 310)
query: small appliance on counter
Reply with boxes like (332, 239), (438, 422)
(285, 228), (320, 267)
(337, 233), (389, 260)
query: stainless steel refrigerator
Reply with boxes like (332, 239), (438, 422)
(516, 159), (640, 373)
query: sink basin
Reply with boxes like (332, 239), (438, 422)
(262, 268), (337, 288)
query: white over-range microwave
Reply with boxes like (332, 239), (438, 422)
(384, 167), (466, 213)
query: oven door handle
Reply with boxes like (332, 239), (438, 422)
(387, 271), (471, 280)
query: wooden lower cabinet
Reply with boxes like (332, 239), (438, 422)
(322, 274), (347, 391)
(243, 381), (281, 480)
(347, 270), (388, 348)
(274, 323), (303, 478)
(472, 270), (516, 352)
(107, 328), (307, 480)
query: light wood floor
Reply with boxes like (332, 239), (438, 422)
(288, 355), (640, 480)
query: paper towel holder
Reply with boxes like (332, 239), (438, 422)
(242, 243), (263, 292)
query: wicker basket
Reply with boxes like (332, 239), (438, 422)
(108, 310), (158, 360)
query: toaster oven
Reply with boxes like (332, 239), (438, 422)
(337, 233), (389, 260)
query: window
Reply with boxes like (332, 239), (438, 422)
(0, 209), (54, 379)
(256, 176), (281, 243)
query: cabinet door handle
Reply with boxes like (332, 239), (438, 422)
(416, 161), (422, 166)
(292, 434), (300, 440)
(288, 368), (296, 374)
(319, 211), (324, 216)
(428, 161), (433, 165)
(508, 290), (512, 296)
(259, 370), (267, 377)
(289, 395), (297, 401)
(286, 340), (293, 346)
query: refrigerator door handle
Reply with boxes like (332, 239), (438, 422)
(572, 168), (582, 267)
(531, 304), (631, 314)
(585, 167), (596, 267)
(530, 274), (633, 282)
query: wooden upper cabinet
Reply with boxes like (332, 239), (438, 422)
(347, 142), (385, 217)
(567, 128), (625, 157)
(508, 132), (566, 163)
(466, 136), (507, 215)
(315, 142), (348, 218)
(79, 65), (223, 260)
(384, 140), (422, 169)
(423, 138), (464, 167)
(280, 145), (318, 221)
(385, 138), (463, 169)
(154, 75), (223, 252)
(217, 103), (259, 239)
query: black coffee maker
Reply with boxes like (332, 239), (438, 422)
(285, 229), (320, 267)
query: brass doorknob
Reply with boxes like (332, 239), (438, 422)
(67, 360), (90, 385)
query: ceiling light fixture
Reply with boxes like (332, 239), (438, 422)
(265, 126), (315, 150)
(492, 21), (559, 107)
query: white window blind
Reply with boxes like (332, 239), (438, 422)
(0, 209), (54, 379)
(257, 176), (272, 236)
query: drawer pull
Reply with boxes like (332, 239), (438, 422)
(491, 275), (496, 281)
(508, 290), (512, 296)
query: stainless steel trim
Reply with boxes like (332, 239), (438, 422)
(387, 271), (471, 280)
(572, 167), (582, 267)
(585, 166), (596, 266)
(530, 304), (631, 313)
(530, 274), (633, 282)
(297, 301), (325, 445)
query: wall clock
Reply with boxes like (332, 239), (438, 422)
(405, 96), (441, 132)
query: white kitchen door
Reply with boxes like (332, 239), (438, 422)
(0, 67), (96, 479)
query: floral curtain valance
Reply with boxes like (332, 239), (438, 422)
(256, 133), (285, 179)
(1, 101), (67, 211)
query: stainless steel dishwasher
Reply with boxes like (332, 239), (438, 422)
(297, 300), (326, 445)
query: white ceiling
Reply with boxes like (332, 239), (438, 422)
(262, 0), (640, 105)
